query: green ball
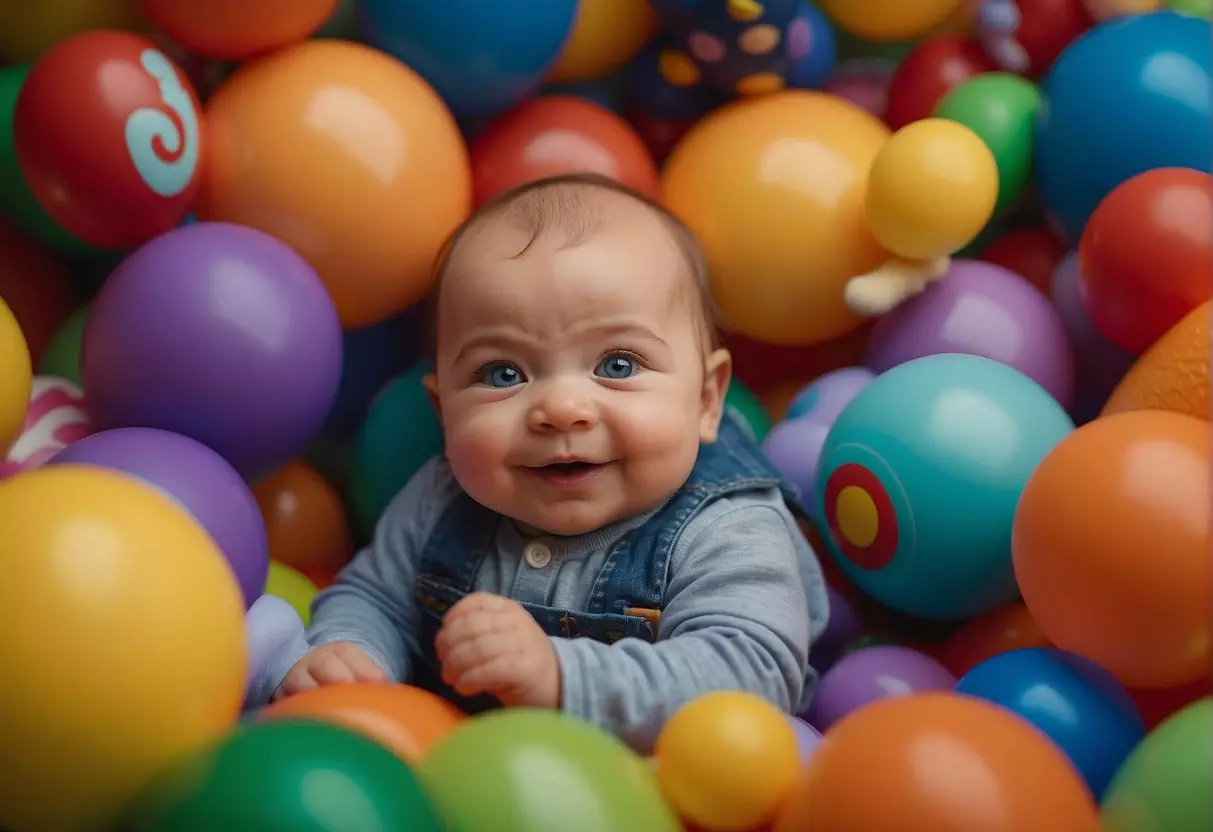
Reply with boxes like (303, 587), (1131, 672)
(125, 720), (444, 832)
(37, 304), (88, 387)
(933, 72), (1042, 214)
(0, 65), (99, 257)
(1168, 0), (1212, 18)
(349, 364), (443, 536)
(724, 377), (772, 443)
(419, 709), (680, 832)
(1101, 698), (1212, 832)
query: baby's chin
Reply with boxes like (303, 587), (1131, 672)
(508, 504), (628, 538)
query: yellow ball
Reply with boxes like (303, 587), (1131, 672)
(819, 0), (962, 41)
(267, 560), (320, 625)
(866, 118), (998, 261)
(663, 91), (890, 347)
(0, 296), (32, 457)
(550, 0), (659, 82)
(655, 691), (800, 831)
(0, 465), (246, 832)
(0, 0), (149, 63)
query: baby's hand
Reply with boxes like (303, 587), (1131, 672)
(273, 642), (389, 701)
(435, 592), (560, 708)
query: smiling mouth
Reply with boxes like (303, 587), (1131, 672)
(526, 460), (610, 485)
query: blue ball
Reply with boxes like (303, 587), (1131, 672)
(356, 0), (578, 119)
(813, 354), (1074, 620)
(786, 1), (837, 91)
(322, 312), (422, 437)
(1035, 12), (1212, 244)
(956, 648), (1146, 798)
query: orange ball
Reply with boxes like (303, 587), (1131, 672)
(663, 91), (889, 347)
(655, 691), (799, 832)
(1102, 300), (1209, 423)
(470, 95), (660, 208)
(934, 601), (1051, 677)
(773, 692), (1100, 832)
(198, 40), (471, 328)
(1013, 410), (1212, 689)
(260, 683), (466, 765)
(140, 0), (338, 60)
(253, 460), (353, 589)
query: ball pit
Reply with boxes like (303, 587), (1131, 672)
(0, 4), (1208, 828)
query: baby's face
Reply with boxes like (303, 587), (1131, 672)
(428, 200), (729, 536)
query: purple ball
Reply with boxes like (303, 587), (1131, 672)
(805, 645), (957, 731)
(49, 427), (269, 608)
(811, 584), (864, 673)
(82, 222), (343, 480)
(866, 259), (1076, 409)
(1051, 252), (1137, 398)
(785, 366), (876, 424)
(244, 594), (304, 707)
(761, 417), (831, 515)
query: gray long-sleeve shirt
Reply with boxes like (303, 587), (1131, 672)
(250, 457), (822, 751)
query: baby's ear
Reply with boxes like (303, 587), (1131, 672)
(699, 348), (732, 444)
(422, 372), (441, 419)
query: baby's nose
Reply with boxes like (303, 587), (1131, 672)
(528, 386), (598, 432)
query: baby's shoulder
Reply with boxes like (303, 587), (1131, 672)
(669, 486), (805, 566)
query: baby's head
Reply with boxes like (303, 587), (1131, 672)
(424, 173), (732, 536)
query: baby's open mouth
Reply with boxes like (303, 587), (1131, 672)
(542, 461), (599, 473)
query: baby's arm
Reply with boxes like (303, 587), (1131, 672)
(246, 459), (447, 706)
(552, 499), (812, 752)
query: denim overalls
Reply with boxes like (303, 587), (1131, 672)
(411, 412), (821, 713)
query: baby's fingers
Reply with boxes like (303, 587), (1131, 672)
(334, 645), (389, 684)
(450, 655), (517, 698)
(308, 651), (360, 686)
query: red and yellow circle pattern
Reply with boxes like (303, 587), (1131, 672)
(824, 463), (899, 569)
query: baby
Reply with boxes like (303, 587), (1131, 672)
(254, 174), (829, 750)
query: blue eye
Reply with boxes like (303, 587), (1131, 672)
(596, 354), (638, 380)
(480, 362), (525, 388)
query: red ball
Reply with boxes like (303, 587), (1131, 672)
(884, 36), (996, 131)
(1078, 167), (1212, 353)
(978, 226), (1066, 297)
(626, 106), (698, 167)
(470, 95), (660, 208)
(990, 0), (1094, 78)
(13, 31), (203, 250)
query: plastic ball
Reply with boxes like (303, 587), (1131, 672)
(977, 225), (1065, 296)
(627, 33), (730, 122)
(1083, 0), (1164, 17)
(933, 72), (1041, 213)
(1102, 699), (1213, 832)
(261, 683), (467, 765)
(1013, 410), (1212, 689)
(127, 719), (443, 830)
(197, 39), (471, 328)
(1168, 0), (1212, 14)
(814, 354), (1074, 620)
(805, 645), (956, 730)
(1035, 12), (1211, 244)
(957, 648), (1144, 797)
(785, 366), (875, 422)
(324, 314), (419, 438)
(866, 118), (999, 260)
(818, 0), (962, 40)
(14, 31), (202, 250)
(823, 59), (893, 118)
(0, 217), (78, 368)
(934, 601), (1050, 676)
(788, 715), (822, 762)
(350, 365), (444, 536)
(0, 465), (245, 832)
(761, 418), (830, 513)
(1102, 300), (1209, 422)
(884, 36), (996, 130)
(975, 0), (1094, 77)
(1128, 676), (1211, 730)
(244, 595), (303, 705)
(266, 561), (320, 626)
(551, 0), (658, 82)
(37, 304), (87, 386)
(0, 0), (149, 64)
(3, 375), (93, 475)
(773, 693), (1102, 831)
(723, 377), (773, 443)
(0, 295), (32, 457)
(140, 0), (337, 60)
(49, 427), (269, 607)
(655, 691), (799, 831)
(82, 222), (342, 480)
(359, 0), (578, 119)
(866, 259), (1075, 409)
(663, 91), (889, 346)
(1050, 252), (1136, 405)
(253, 460), (354, 589)
(810, 584), (866, 672)
(421, 710), (679, 831)
(1078, 167), (1212, 353)
(470, 95), (660, 207)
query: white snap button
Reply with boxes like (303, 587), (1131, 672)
(523, 541), (552, 569)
